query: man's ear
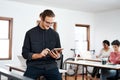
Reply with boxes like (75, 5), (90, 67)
(40, 17), (43, 21)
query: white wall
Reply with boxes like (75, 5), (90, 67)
(94, 9), (120, 54)
(0, 0), (95, 67)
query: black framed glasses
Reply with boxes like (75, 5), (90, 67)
(44, 20), (54, 25)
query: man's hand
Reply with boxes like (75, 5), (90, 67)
(41, 48), (50, 57)
(49, 49), (62, 59)
(32, 48), (50, 59)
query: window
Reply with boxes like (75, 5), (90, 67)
(74, 24), (90, 53)
(0, 17), (13, 60)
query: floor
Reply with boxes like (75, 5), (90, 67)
(62, 74), (100, 80)
(1, 74), (100, 80)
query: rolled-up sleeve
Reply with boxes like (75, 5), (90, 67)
(22, 32), (33, 60)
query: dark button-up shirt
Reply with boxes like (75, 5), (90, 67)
(22, 25), (61, 69)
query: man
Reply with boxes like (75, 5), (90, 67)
(22, 9), (62, 80)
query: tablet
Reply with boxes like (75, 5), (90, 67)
(53, 48), (63, 51)
(51, 48), (63, 54)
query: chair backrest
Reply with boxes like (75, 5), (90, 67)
(56, 54), (63, 69)
(17, 55), (26, 67)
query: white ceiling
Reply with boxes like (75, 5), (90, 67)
(7, 0), (120, 13)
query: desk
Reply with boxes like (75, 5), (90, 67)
(0, 68), (33, 80)
(65, 60), (120, 80)
(6, 65), (25, 72)
(78, 57), (101, 62)
(6, 64), (67, 80)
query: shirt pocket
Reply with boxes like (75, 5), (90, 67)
(47, 41), (56, 49)
(31, 42), (43, 52)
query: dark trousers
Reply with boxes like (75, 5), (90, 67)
(24, 66), (62, 80)
(91, 67), (100, 78)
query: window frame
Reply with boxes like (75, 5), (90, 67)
(75, 24), (90, 51)
(0, 17), (13, 60)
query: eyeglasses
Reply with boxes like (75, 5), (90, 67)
(44, 20), (54, 25)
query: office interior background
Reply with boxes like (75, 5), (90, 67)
(0, 0), (120, 73)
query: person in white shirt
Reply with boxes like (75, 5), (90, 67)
(91, 40), (112, 79)
(96, 41), (112, 58)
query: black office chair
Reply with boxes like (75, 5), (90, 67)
(56, 54), (63, 69)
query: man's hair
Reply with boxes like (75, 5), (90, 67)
(111, 40), (120, 46)
(39, 12), (43, 17)
(40, 9), (55, 21)
(103, 40), (110, 46)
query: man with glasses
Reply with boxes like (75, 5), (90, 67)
(22, 9), (62, 80)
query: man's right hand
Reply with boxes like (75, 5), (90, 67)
(41, 48), (50, 57)
(32, 48), (50, 59)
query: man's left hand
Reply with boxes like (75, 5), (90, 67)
(49, 50), (61, 59)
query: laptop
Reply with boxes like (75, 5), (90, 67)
(17, 55), (26, 67)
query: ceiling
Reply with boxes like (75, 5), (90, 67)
(7, 0), (120, 13)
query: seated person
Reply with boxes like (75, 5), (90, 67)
(100, 40), (120, 80)
(91, 40), (112, 78)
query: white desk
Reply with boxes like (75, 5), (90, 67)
(0, 68), (34, 80)
(66, 60), (120, 69)
(65, 60), (120, 80)
(78, 57), (101, 62)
